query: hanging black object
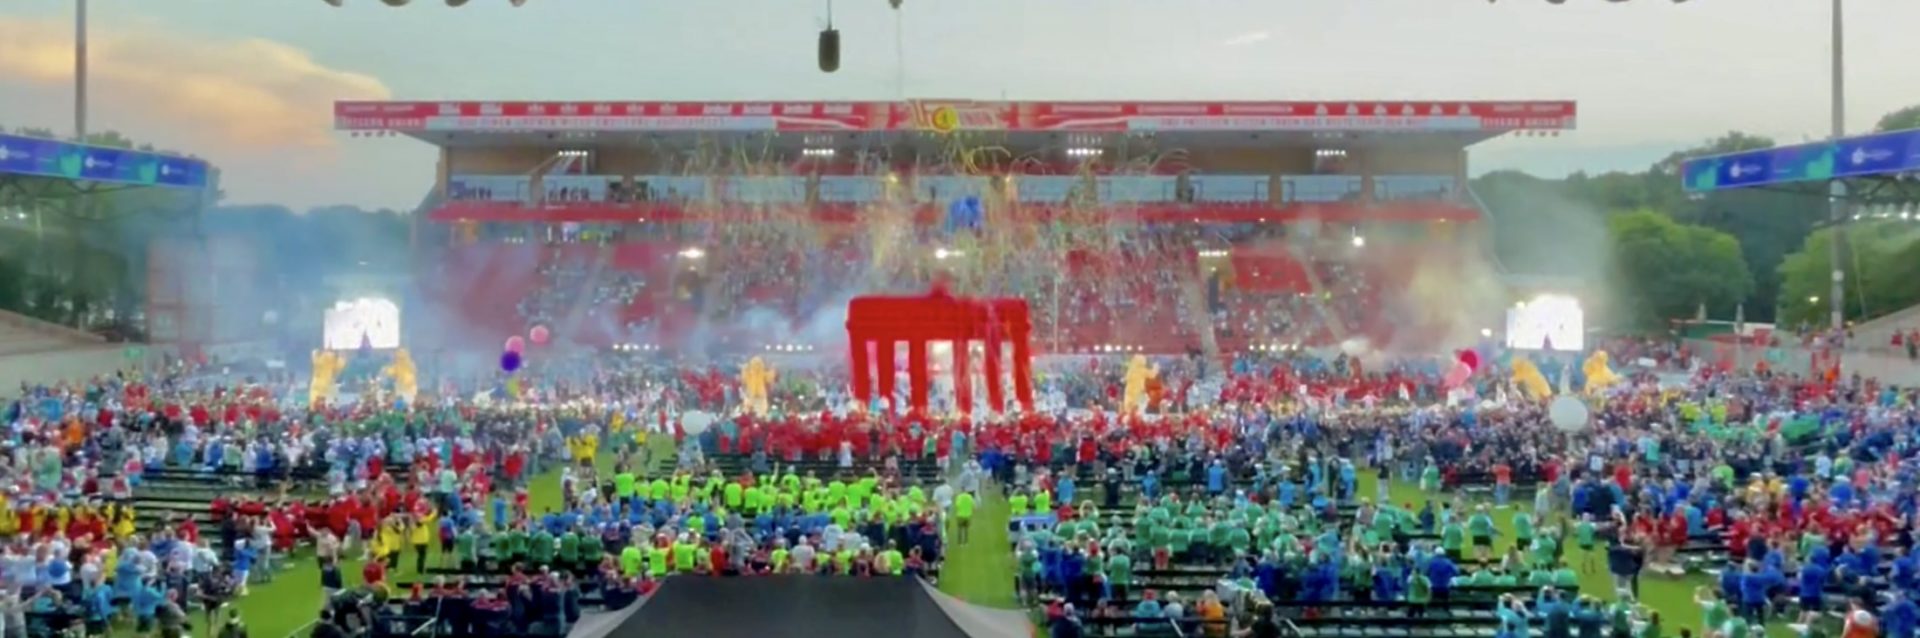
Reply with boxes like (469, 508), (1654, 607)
(818, 28), (841, 73)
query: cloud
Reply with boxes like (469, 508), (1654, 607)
(0, 16), (390, 150)
(1221, 31), (1271, 47)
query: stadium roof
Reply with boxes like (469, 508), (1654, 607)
(335, 99), (1576, 148)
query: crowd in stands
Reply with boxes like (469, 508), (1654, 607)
(497, 226), (1410, 353)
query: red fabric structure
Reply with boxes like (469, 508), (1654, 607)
(845, 288), (1034, 416)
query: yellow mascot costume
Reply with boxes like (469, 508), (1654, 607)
(1581, 350), (1620, 394)
(740, 356), (775, 416)
(1510, 358), (1553, 400)
(309, 350), (345, 407)
(382, 349), (419, 403)
(1122, 354), (1157, 415)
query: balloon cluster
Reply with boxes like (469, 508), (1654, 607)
(499, 326), (554, 399)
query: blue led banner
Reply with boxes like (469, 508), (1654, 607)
(0, 133), (210, 189)
(1682, 128), (1920, 193)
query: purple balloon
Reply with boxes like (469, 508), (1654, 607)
(500, 351), (523, 373)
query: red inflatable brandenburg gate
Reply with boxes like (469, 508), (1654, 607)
(845, 287), (1035, 415)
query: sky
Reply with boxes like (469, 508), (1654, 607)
(1, 0), (1916, 211)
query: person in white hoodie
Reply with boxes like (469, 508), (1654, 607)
(790, 540), (818, 574)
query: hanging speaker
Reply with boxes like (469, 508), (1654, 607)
(818, 28), (841, 73)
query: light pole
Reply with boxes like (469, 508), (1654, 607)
(75, 0), (88, 141)
(1825, 0), (1847, 331)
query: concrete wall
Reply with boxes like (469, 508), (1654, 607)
(0, 346), (162, 401)
(1685, 338), (1920, 386)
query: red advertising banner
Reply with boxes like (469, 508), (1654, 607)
(333, 101), (888, 132)
(336, 100), (1574, 133)
(1015, 101), (1577, 132)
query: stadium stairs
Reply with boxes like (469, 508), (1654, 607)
(1849, 301), (1920, 350)
(0, 309), (108, 356)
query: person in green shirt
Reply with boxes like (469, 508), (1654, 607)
(723, 481), (744, 511)
(953, 491), (975, 543)
(1468, 506), (1497, 560)
(1008, 492), (1029, 517)
(530, 529), (557, 567)
(671, 537), (698, 572)
(488, 529), (512, 569)
(650, 478), (670, 502)
(771, 544), (790, 573)
(1033, 489), (1051, 514)
(581, 530), (605, 566)
(558, 529), (581, 570)
(1696, 588), (1730, 638)
(647, 543), (670, 577)
(1514, 511), (1536, 548)
(614, 471), (637, 502)
(506, 527), (530, 564)
(454, 528), (478, 571)
(879, 543), (905, 575)
(1408, 571), (1433, 616)
(1421, 460), (1442, 493)
(1441, 521), (1468, 561)
(619, 545), (644, 577)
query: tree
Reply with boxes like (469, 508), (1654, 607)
(1775, 222), (1920, 328)
(1876, 104), (1920, 132)
(1606, 210), (1754, 330)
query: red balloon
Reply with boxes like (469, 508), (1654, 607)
(1455, 349), (1481, 373)
(529, 325), (551, 346)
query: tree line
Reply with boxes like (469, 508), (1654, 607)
(1473, 104), (1920, 332)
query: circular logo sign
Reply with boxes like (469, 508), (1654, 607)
(929, 106), (960, 133)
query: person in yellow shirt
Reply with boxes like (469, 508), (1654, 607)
(113, 508), (136, 540)
(375, 517), (403, 568)
(409, 511), (437, 574)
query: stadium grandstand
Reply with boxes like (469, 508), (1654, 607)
(335, 99), (1576, 359)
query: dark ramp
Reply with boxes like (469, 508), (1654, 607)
(609, 577), (973, 638)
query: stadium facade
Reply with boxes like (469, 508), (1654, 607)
(333, 98), (1575, 357)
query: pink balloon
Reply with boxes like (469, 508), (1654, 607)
(1442, 361), (1472, 388)
(529, 326), (550, 346)
(505, 336), (526, 354)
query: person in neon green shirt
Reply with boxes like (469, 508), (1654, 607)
(646, 543), (670, 577)
(1008, 491), (1029, 517)
(879, 543), (904, 575)
(771, 543), (790, 573)
(723, 481), (744, 510)
(619, 545), (643, 577)
(953, 491), (975, 544)
(614, 470), (637, 502)
(672, 536), (699, 572)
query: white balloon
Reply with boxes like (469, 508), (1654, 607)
(680, 410), (716, 435)
(1549, 396), (1590, 432)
